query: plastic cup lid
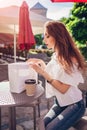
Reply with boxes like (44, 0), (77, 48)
(25, 79), (36, 84)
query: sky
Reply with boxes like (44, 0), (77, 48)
(0, 0), (74, 20)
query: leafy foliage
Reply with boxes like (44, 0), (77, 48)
(79, 46), (87, 60)
(34, 34), (44, 46)
(61, 3), (87, 45)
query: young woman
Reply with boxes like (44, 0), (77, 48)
(27, 21), (86, 130)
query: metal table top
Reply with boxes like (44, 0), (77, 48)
(0, 81), (44, 107)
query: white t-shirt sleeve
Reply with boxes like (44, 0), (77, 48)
(53, 65), (84, 87)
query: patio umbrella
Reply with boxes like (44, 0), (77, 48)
(18, 1), (35, 52)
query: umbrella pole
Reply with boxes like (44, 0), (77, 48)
(14, 24), (16, 62)
(25, 49), (28, 60)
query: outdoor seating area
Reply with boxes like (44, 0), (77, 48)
(0, 54), (87, 130)
(0, 1), (87, 130)
(0, 47), (27, 62)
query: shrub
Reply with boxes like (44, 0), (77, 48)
(79, 46), (87, 60)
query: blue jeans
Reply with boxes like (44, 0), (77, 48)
(44, 98), (85, 130)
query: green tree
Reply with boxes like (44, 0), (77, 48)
(34, 34), (44, 46)
(65, 3), (87, 45)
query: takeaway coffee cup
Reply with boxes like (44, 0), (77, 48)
(25, 79), (36, 96)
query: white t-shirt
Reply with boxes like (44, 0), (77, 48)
(45, 54), (84, 107)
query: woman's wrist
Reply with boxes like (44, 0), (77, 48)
(47, 79), (54, 84)
(41, 70), (53, 82)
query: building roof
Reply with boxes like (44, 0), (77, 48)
(30, 2), (47, 10)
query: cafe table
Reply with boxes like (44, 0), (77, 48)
(0, 81), (44, 130)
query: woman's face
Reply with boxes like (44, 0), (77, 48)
(43, 28), (55, 49)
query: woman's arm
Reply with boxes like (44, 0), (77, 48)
(30, 63), (70, 94)
(42, 70), (70, 94)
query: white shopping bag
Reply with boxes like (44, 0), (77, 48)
(8, 62), (38, 93)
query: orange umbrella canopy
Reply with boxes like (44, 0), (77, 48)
(18, 1), (35, 50)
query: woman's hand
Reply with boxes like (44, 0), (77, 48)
(29, 63), (44, 75)
(27, 58), (46, 70)
(27, 58), (52, 83)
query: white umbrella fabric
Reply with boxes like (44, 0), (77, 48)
(0, 5), (50, 62)
(0, 5), (50, 34)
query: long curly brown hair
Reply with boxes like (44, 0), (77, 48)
(44, 21), (86, 73)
